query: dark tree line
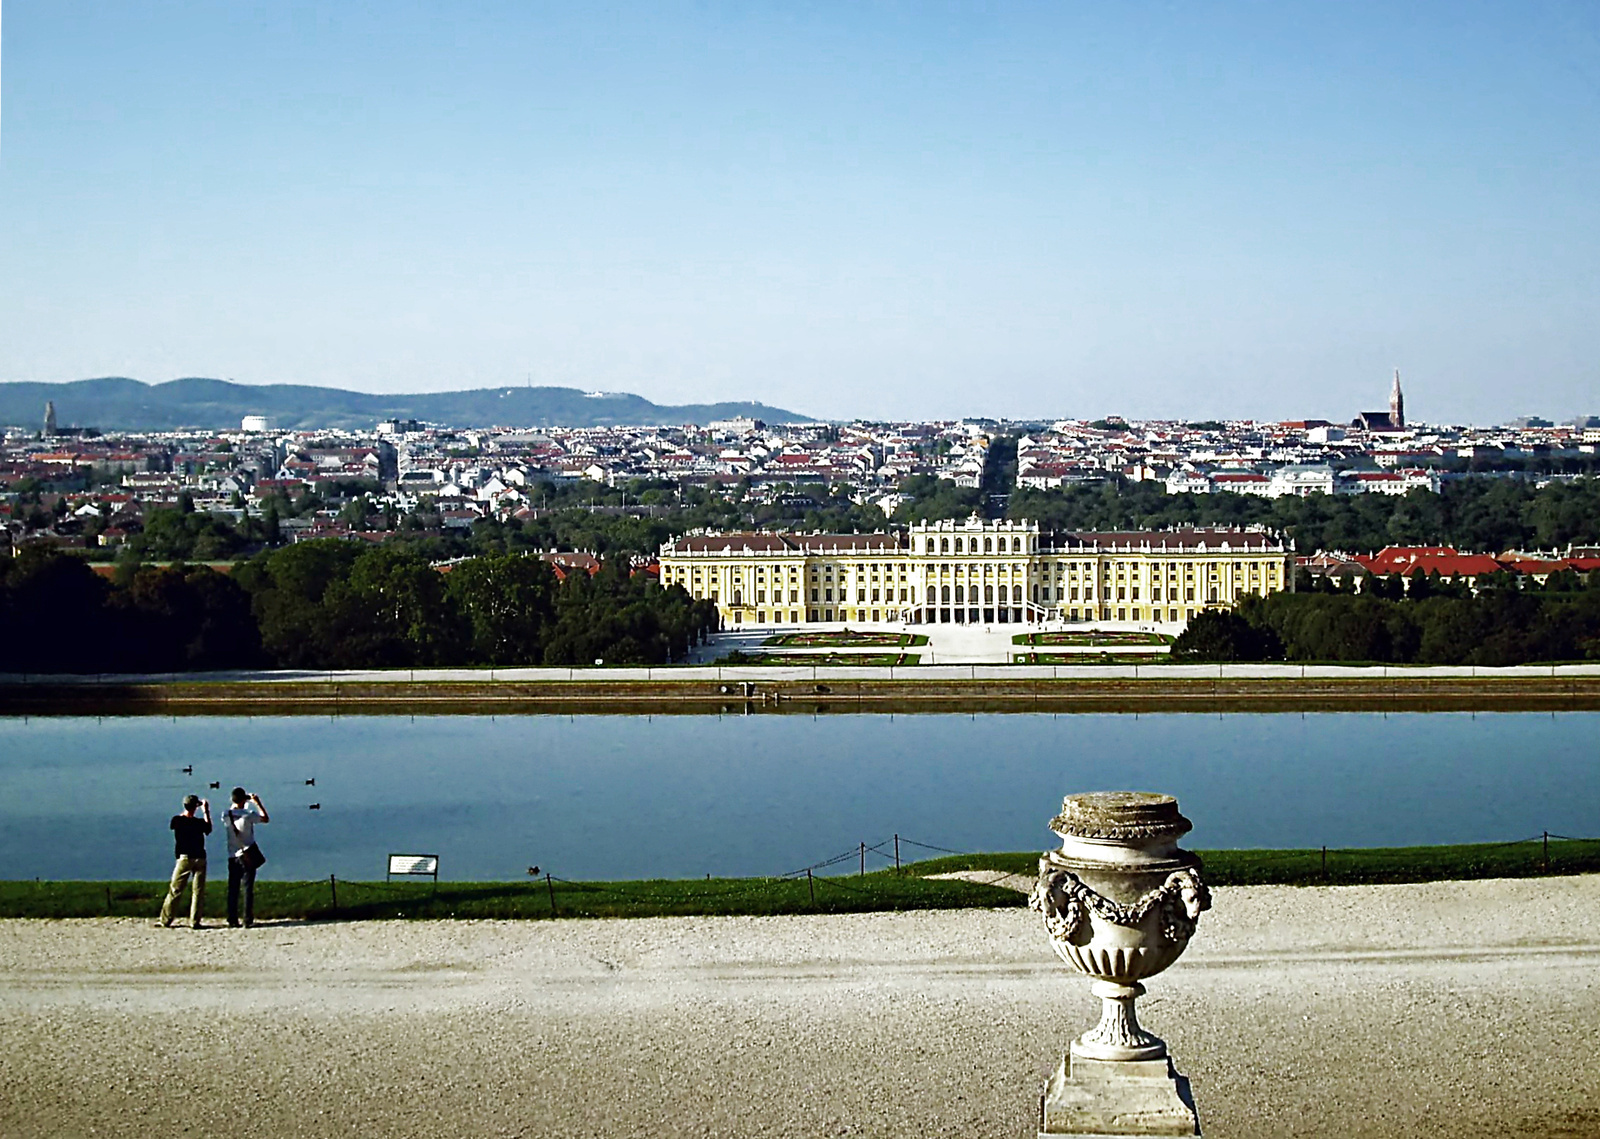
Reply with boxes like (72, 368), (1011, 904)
(0, 543), (719, 673)
(1173, 570), (1600, 665)
(1009, 476), (1600, 553)
(92, 471), (1600, 570)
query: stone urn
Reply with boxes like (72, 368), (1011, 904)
(1028, 791), (1210, 1136)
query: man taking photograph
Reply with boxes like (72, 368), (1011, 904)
(223, 787), (269, 928)
(159, 794), (211, 928)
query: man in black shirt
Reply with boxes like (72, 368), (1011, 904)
(159, 794), (212, 928)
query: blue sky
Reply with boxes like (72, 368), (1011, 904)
(3, 2), (1598, 423)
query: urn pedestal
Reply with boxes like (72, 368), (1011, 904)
(1028, 792), (1210, 1138)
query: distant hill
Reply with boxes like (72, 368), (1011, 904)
(0, 377), (813, 432)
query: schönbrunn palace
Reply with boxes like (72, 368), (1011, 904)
(659, 517), (1292, 631)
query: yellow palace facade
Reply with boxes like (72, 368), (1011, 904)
(658, 516), (1292, 630)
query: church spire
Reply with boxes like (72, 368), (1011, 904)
(1389, 368), (1404, 429)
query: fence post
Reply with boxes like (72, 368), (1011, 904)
(1543, 831), (1550, 873)
(808, 868), (815, 905)
(546, 871), (557, 917)
(894, 834), (901, 873)
(860, 842), (866, 876)
(329, 874), (338, 916)
(1320, 846), (1327, 880)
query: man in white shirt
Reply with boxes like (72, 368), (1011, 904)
(223, 787), (269, 928)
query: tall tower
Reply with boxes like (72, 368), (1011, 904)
(43, 401), (57, 437)
(1389, 369), (1404, 429)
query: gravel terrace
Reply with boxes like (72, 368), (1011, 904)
(1, 877), (1597, 1138)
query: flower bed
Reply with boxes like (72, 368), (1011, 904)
(764, 630), (928, 648)
(1012, 631), (1172, 647)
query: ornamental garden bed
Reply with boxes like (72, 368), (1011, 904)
(764, 630), (928, 648)
(1013, 631), (1173, 647)
(1012, 652), (1175, 666)
(724, 651), (921, 667)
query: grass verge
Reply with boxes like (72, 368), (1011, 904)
(0, 869), (1014, 921)
(911, 837), (1600, 887)
(5, 839), (1596, 921)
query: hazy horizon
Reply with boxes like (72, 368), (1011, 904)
(2, 372), (1583, 429)
(4, 3), (1598, 424)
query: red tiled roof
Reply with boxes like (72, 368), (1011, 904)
(1356, 551), (1504, 577)
(1501, 558), (1574, 575)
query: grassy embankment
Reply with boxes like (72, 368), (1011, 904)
(5, 839), (1597, 921)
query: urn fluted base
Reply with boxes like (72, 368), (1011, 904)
(1075, 981), (1166, 1062)
(1039, 1047), (1200, 1138)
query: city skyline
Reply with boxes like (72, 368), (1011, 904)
(4, 3), (1598, 424)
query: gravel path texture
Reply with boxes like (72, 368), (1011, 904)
(2, 876), (1598, 1139)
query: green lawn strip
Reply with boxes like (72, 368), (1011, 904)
(9, 839), (1596, 920)
(0, 870), (1017, 921)
(910, 839), (1600, 887)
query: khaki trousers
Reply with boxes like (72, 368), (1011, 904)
(160, 856), (206, 927)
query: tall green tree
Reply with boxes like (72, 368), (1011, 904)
(444, 554), (560, 664)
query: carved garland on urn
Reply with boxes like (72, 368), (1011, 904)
(1029, 867), (1212, 947)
